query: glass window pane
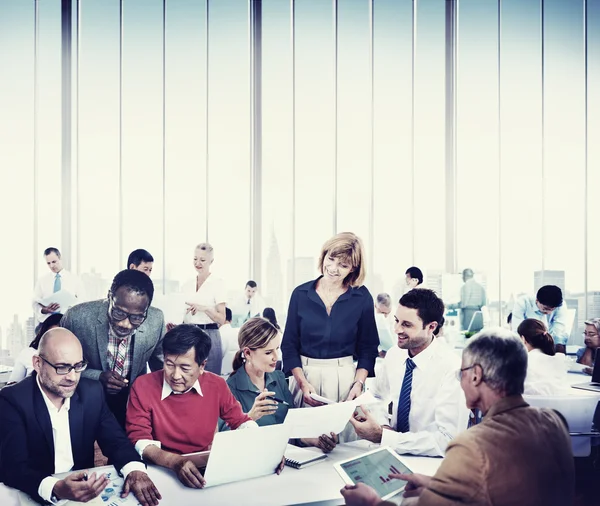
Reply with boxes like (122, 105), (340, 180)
(262, 0), (293, 318)
(372, 0), (414, 302)
(164, 0), (207, 294)
(336, 0), (372, 256)
(206, 0), (251, 297)
(78, 0), (120, 298)
(294, 0), (336, 283)
(413, 0), (446, 272)
(588, 0), (600, 318)
(0, 2), (35, 362)
(499, 0), (543, 321)
(121, 0), (164, 286)
(456, 0), (499, 321)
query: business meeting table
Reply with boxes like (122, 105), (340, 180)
(0, 441), (443, 506)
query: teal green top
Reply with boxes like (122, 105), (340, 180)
(218, 366), (295, 431)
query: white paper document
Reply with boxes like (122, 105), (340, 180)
(284, 401), (357, 439)
(37, 289), (79, 311)
(309, 390), (378, 407)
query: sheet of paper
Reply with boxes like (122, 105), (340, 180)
(37, 289), (79, 311)
(284, 401), (357, 439)
(310, 390), (377, 407)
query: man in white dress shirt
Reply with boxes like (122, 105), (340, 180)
(32, 247), (85, 327)
(350, 289), (470, 457)
(233, 280), (266, 326)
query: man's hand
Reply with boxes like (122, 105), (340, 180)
(300, 382), (323, 407)
(166, 322), (177, 332)
(301, 432), (338, 453)
(340, 483), (381, 506)
(99, 371), (129, 394)
(41, 303), (61, 314)
(121, 470), (161, 505)
(345, 381), (364, 402)
(348, 406), (383, 443)
(248, 390), (278, 421)
(53, 471), (109, 503)
(173, 458), (206, 489)
(390, 472), (432, 498)
(275, 456), (285, 475)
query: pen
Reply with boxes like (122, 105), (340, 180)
(253, 391), (289, 406)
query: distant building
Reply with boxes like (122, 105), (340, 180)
(534, 270), (565, 293)
(287, 257), (316, 298)
(8, 314), (25, 359)
(25, 317), (35, 344)
(265, 227), (284, 317)
(81, 268), (109, 301)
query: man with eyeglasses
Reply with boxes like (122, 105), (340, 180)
(341, 329), (574, 506)
(0, 328), (161, 506)
(61, 269), (166, 427)
(349, 289), (470, 457)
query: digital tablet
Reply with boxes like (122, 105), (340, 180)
(182, 450), (210, 469)
(334, 447), (413, 501)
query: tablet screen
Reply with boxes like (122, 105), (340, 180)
(339, 448), (412, 499)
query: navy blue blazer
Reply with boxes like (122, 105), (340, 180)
(0, 375), (142, 504)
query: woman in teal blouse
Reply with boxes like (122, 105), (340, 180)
(221, 318), (336, 452)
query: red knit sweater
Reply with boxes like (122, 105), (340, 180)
(126, 370), (251, 454)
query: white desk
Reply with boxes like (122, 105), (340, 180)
(0, 441), (442, 506)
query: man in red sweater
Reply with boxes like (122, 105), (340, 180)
(126, 324), (257, 488)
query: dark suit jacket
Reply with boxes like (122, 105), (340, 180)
(0, 376), (142, 504)
(60, 300), (166, 385)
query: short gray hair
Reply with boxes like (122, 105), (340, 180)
(376, 293), (392, 308)
(585, 318), (600, 334)
(462, 328), (527, 396)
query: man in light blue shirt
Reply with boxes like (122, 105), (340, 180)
(511, 285), (569, 354)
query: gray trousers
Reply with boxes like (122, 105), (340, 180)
(203, 328), (223, 375)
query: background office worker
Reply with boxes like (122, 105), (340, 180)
(126, 324), (259, 489)
(61, 269), (165, 427)
(32, 247), (85, 328)
(0, 328), (160, 506)
(179, 242), (227, 375)
(281, 232), (379, 440)
(128, 249), (154, 276)
(511, 284), (569, 354)
(222, 317), (337, 452)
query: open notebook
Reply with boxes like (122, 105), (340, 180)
(284, 444), (328, 469)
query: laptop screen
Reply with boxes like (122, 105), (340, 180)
(592, 349), (600, 383)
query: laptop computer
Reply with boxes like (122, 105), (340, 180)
(571, 352), (600, 392)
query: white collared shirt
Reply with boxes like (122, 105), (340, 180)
(524, 349), (571, 396)
(32, 269), (86, 324)
(36, 375), (74, 503)
(182, 275), (227, 325)
(373, 338), (470, 457)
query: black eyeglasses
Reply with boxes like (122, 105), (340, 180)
(39, 355), (88, 375)
(456, 364), (479, 381)
(109, 297), (148, 326)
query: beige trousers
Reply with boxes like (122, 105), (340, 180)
(291, 355), (358, 442)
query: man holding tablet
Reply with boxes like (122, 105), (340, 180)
(341, 329), (575, 506)
(350, 289), (470, 457)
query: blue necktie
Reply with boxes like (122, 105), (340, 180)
(53, 273), (61, 293)
(396, 358), (416, 433)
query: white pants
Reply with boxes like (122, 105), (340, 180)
(291, 355), (358, 442)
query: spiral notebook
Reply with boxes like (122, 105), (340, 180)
(284, 444), (328, 469)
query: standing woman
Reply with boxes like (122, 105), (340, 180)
(183, 243), (227, 375)
(281, 232), (379, 417)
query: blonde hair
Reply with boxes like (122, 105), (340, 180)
(195, 242), (214, 259)
(231, 317), (280, 374)
(317, 232), (366, 287)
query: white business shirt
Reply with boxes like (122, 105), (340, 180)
(35, 377), (145, 503)
(219, 323), (240, 376)
(524, 349), (570, 396)
(374, 338), (470, 457)
(32, 269), (86, 324)
(8, 347), (37, 383)
(182, 274), (227, 325)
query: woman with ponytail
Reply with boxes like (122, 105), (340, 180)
(220, 318), (337, 452)
(518, 318), (569, 395)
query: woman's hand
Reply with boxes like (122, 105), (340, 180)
(185, 302), (208, 315)
(345, 381), (364, 402)
(301, 382), (323, 407)
(248, 390), (278, 421)
(301, 432), (337, 453)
